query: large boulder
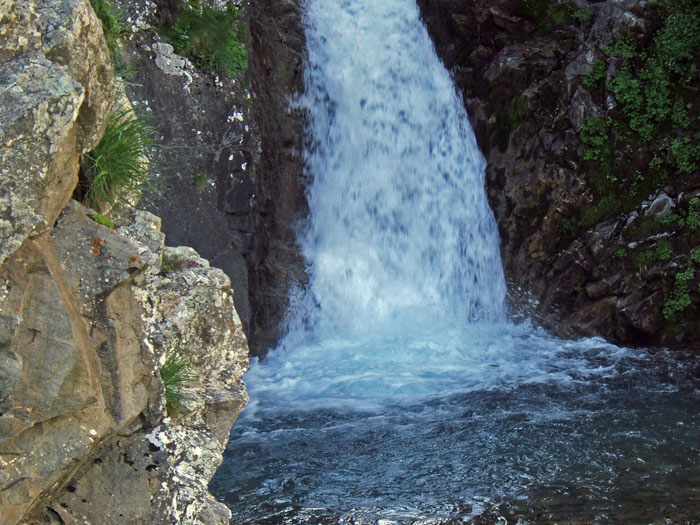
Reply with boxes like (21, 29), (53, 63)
(0, 0), (115, 267)
(0, 201), (249, 523)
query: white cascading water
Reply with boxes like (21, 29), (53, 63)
(211, 0), (700, 521)
(288, 0), (506, 340)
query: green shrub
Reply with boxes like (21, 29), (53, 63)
(573, 6), (591, 26)
(686, 198), (700, 231)
(582, 59), (606, 92)
(580, 116), (612, 162)
(160, 350), (193, 412)
(663, 266), (695, 319)
(158, 2), (247, 77)
(655, 238), (673, 261)
(669, 137), (700, 175)
(519, 0), (575, 33)
(612, 247), (627, 259)
(573, 0), (700, 238)
(82, 106), (156, 208)
(691, 247), (700, 263)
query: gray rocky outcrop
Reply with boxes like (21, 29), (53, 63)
(0, 0), (115, 267)
(0, 0), (249, 522)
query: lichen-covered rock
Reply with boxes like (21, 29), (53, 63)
(41, 0), (116, 152)
(1, 201), (248, 524)
(0, 199), (161, 522)
(0, 54), (83, 267)
(0, 0), (115, 267)
(33, 241), (249, 525)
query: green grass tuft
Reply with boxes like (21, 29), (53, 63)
(160, 350), (193, 412)
(194, 172), (208, 191)
(82, 106), (156, 208)
(158, 2), (247, 77)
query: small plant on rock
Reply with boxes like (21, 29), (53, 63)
(90, 213), (115, 229)
(158, 2), (247, 77)
(82, 106), (156, 208)
(160, 350), (193, 413)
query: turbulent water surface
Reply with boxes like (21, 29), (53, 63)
(211, 0), (700, 521)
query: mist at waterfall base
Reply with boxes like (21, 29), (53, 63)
(210, 0), (700, 521)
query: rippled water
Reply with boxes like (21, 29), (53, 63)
(211, 0), (700, 521)
(212, 327), (700, 523)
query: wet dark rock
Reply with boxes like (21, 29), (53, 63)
(247, 0), (309, 355)
(418, 0), (700, 349)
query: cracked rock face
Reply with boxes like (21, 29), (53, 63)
(1, 201), (249, 524)
(0, 0), (115, 267)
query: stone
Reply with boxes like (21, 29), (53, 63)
(0, 54), (83, 266)
(49, 200), (159, 304)
(0, 0), (116, 267)
(643, 192), (675, 220)
(586, 281), (610, 300)
(41, 0), (116, 152)
(38, 241), (250, 524)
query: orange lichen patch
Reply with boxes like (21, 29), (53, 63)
(92, 247), (101, 255)
(90, 237), (108, 247)
(129, 256), (143, 265)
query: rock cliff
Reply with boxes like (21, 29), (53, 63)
(246, 0), (308, 354)
(418, 0), (700, 348)
(0, 1), (249, 523)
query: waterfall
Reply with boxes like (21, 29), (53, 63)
(211, 1), (700, 520)
(283, 0), (506, 345)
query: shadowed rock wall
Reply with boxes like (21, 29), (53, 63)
(418, 0), (700, 348)
(246, 0), (308, 355)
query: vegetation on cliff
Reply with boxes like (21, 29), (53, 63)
(579, 0), (700, 222)
(80, 106), (156, 208)
(157, 0), (247, 77)
(576, 0), (700, 326)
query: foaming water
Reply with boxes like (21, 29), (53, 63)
(211, 0), (700, 521)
